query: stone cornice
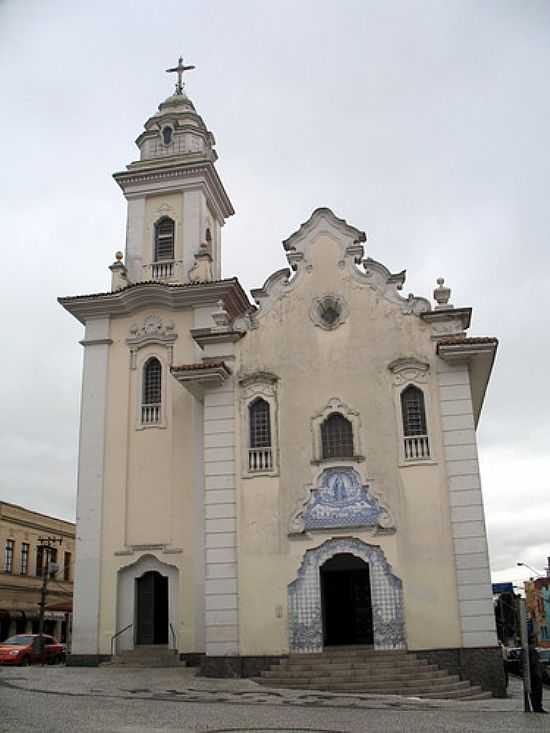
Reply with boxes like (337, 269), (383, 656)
(59, 279), (253, 325)
(421, 307), (472, 331)
(113, 160), (234, 219)
(191, 328), (245, 348)
(171, 361), (231, 398)
(437, 338), (498, 361)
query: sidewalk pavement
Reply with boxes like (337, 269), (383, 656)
(0, 662), (533, 713)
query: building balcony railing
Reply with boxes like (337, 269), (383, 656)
(248, 447), (273, 473)
(151, 260), (174, 279)
(141, 403), (161, 425)
(403, 434), (430, 461)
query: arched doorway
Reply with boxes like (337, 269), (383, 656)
(136, 570), (168, 645)
(321, 553), (373, 646)
(288, 538), (405, 653)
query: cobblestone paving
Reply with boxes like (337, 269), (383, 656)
(1, 665), (548, 732)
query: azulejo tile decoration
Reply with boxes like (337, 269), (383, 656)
(288, 537), (405, 653)
(289, 468), (395, 534)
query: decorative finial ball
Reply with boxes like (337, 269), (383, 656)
(437, 277), (445, 286)
(115, 251), (124, 262)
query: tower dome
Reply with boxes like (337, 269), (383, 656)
(135, 59), (217, 164)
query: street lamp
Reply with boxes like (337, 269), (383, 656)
(517, 562), (545, 577)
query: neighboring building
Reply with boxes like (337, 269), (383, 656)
(59, 63), (503, 693)
(525, 572), (550, 648)
(0, 501), (75, 642)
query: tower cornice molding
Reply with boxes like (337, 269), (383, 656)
(58, 279), (253, 325)
(113, 161), (234, 219)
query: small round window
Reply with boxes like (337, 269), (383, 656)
(311, 294), (348, 330)
(162, 126), (173, 145)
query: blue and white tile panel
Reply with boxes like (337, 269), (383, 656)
(437, 361), (497, 648)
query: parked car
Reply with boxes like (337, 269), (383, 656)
(0, 634), (65, 666)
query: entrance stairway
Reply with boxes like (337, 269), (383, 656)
(253, 647), (492, 700)
(109, 646), (185, 668)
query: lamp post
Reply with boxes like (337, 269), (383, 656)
(517, 562), (545, 577)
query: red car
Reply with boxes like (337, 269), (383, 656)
(0, 634), (65, 666)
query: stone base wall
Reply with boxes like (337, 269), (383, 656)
(66, 654), (110, 667)
(200, 655), (286, 678)
(415, 646), (506, 698)
(180, 652), (204, 667)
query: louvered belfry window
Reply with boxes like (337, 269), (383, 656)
(249, 398), (271, 448)
(321, 413), (354, 459)
(154, 217), (175, 261)
(401, 385), (427, 436)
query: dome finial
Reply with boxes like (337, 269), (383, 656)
(166, 55), (195, 96)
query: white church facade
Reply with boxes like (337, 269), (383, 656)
(60, 64), (504, 694)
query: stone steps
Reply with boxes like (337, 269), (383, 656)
(281, 660), (436, 673)
(262, 667), (447, 681)
(253, 648), (491, 701)
(108, 646), (185, 668)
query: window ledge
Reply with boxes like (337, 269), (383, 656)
(243, 470), (280, 479)
(311, 455), (365, 466)
(136, 423), (167, 431)
(398, 458), (437, 468)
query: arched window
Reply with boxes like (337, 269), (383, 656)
(249, 398), (271, 448)
(248, 398), (272, 472)
(142, 357), (162, 425)
(162, 126), (173, 145)
(321, 413), (354, 459)
(154, 217), (175, 261)
(400, 385), (427, 436)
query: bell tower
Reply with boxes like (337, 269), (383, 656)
(114, 58), (234, 285)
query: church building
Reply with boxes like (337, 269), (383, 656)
(59, 61), (504, 695)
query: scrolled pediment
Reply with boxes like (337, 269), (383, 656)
(388, 356), (430, 385)
(127, 315), (177, 369)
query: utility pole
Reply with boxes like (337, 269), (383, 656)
(519, 597), (532, 713)
(37, 536), (63, 663)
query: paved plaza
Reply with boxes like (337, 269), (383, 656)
(0, 666), (547, 732)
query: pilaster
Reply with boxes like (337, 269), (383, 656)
(203, 378), (239, 655)
(182, 190), (205, 280)
(124, 197), (146, 283)
(437, 360), (497, 648)
(71, 318), (111, 655)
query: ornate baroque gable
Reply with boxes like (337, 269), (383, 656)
(248, 208), (430, 326)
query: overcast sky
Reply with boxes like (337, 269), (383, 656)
(1, 0), (549, 587)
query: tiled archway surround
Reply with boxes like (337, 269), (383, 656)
(288, 538), (405, 652)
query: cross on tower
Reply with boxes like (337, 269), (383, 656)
(166, 56), (195, 95)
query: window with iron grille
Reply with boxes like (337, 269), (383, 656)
(401, 385), (427, 436)
(143, 358), (162, 405)
(249, 398), (271, 448)
(4, 539), (14, 573)
(64, 551), (72, 582)
(154, 217), (175, 261)
(20, 543), (29, 575)
(321, 413), (354, 459)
